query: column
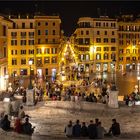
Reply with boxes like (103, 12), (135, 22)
(108, 90), (119, 108)
(100, 63), (103, 72)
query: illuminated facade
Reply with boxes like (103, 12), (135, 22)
(34, 16), (61, 77)
(8, 15), (36, 77)
(72, 16), (118, 73)
(0, 16), (12, 90)
(7, 15), (61, 78)
(118, 15), (140, 72)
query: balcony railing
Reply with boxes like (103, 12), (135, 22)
(36, 63), (43, 67)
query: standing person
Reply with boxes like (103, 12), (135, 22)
(81, 122), (88, 137)
(97, 122), (106, 139)
(108, 119), (121, 136)
(73, 119), (81, 137)
(64, 120), (73, 137)
(88, 120), (97, 139)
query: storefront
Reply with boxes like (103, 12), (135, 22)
(78, 64), (85, 72)
(20, 69), (27, 75)
(96, 63), (101, 72)
(137, 63), (140, 71)
(52, 68), (56, 81)
(126, 64), (131, 71)
(37, 69), (42, 77)
(103, 63), (108, 72)
(119, 64), (123, 71)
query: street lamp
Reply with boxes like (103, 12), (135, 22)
(112, 58), (116, 85)
(137, 76), (140, 93)
(5, 74), (9, 90)
(90, 45), (96, 73)
(28, 59), (33, 89)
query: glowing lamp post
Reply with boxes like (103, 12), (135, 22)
(26, 59), (35, 106)
(28, 59), (33, 89)
(5, 74), (9, 90)
(137, 76), (140, 93)
(112, 58), (116, 85)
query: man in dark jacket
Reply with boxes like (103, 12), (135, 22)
(73, 120), (81, 137)
(22, 117), (34, 135)
(88, 120), (97, 139)
(81, 122), (88, 137)
(1, 115), (11, 131)
(109, 119), (121, 136)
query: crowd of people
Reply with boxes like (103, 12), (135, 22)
(64, 118), (121, 139)
(45, 78), (115, 104)
(124, 92), (140, 106)
(0, 105), (35, 135)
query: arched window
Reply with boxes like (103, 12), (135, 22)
(104, 53), (109, 60)
(96, 53), (101, 60)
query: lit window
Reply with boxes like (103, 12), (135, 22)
(45, 48), (50, 54)
(37, 48), (42, 54)
(20, 40), (26, 45)
(44, 57), (50, 63)
(51, 48), (57, 54)
(11, 40), (17, 46)
(52, 57), (57, 63)
(12, 59), (17, 65)
(104, 38), (108, 43)
(28, 40), (34, 45)
(21, 59), (26, 65)
(96, 54), (101, 60)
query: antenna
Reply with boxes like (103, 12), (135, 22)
(97, 8), (101, 17)
(34, 3), (39, 15)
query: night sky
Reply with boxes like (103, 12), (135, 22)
(0, 1), (140, 36)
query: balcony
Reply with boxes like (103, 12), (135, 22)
(11, 36), (17, 39)
(36, 63), (43, 67)
(0, 58), (7, 65)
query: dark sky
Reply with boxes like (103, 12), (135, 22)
(0, 1), (140, 36)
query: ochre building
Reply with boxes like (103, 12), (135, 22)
(7, 15), (61, 78)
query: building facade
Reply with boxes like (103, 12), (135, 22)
(34, 16), (61, 78)
(7, 15), (61, 79)
(8, 15), (36, 77)
(0, 16), (12, 90)
(118, 15), (140, 72)
(72, 16), (118, 73)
